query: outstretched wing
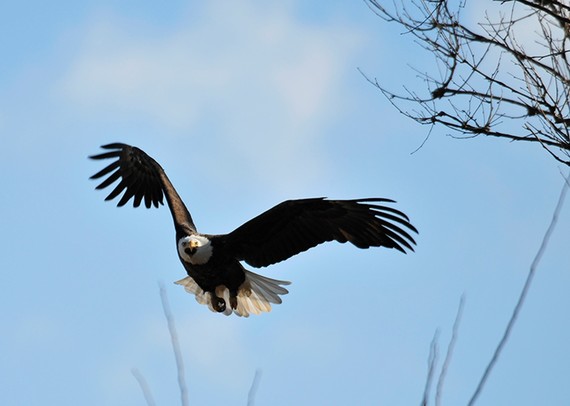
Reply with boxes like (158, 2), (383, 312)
(89, 143), (197, 232)
(223, 198), (417, 268)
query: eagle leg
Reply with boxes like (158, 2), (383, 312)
(229, 290), (239, 310)
(211, 294), (226, 313)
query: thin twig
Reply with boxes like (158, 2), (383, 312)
(159, 282), (189, 406)
(421, 330), (439, 406)
(420, 295), (466, 406)
(435, 295), (465, 406)
(247, 369), (262, 406)
(467, 172), (570, 405)
(131, 368), (157, 406)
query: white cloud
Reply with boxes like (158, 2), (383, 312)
(59, 2), (363, 191)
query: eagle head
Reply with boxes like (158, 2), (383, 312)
(178, 235), (212, 265)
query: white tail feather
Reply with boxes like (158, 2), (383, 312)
(174, 271), (291, 317)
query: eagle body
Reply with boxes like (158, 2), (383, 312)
(90, 143), (417, 317)
(177, 234), (247, 311)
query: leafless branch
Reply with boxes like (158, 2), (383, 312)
(366, 0), (570, 165)
(159, 283), (189, 406)
(131, 368), (157, 406)
(247, 369), (262, 406)
(420, 295), (465, 406)
(467, 171), (570, 405)
(435, 295), (465, 406)
(421, 330), (440, 406)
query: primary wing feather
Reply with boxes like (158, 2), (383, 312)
(224, 198), (417, 268)
(90, 143), (198, 234)
(89, 143), (165, 208)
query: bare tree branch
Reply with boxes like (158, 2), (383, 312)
(467, 171), (570, 405)
(247, 369), (262, 406)
(419, 295), (465, 406)
(366, 0), (570, 165)
(132, 368), (157, 406)
(159, 283), (189, 406)
(421, 330), (440, 406)
(435, 295), (465, 406)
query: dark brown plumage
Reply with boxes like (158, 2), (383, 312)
(223, 198), (416, 268)
(90, 143), (417, 316)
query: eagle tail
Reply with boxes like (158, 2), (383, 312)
(174, 272), (290, 317)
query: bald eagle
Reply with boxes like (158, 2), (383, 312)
(90, 143), (417, 316)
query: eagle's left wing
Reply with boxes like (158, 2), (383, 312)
(223, 198), (417, 268)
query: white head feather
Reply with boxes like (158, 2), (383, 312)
(177, 235), (213, 265)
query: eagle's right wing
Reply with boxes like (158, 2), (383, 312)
(89, 143), (197, 233)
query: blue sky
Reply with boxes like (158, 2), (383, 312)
(1, 1), (569, 405)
